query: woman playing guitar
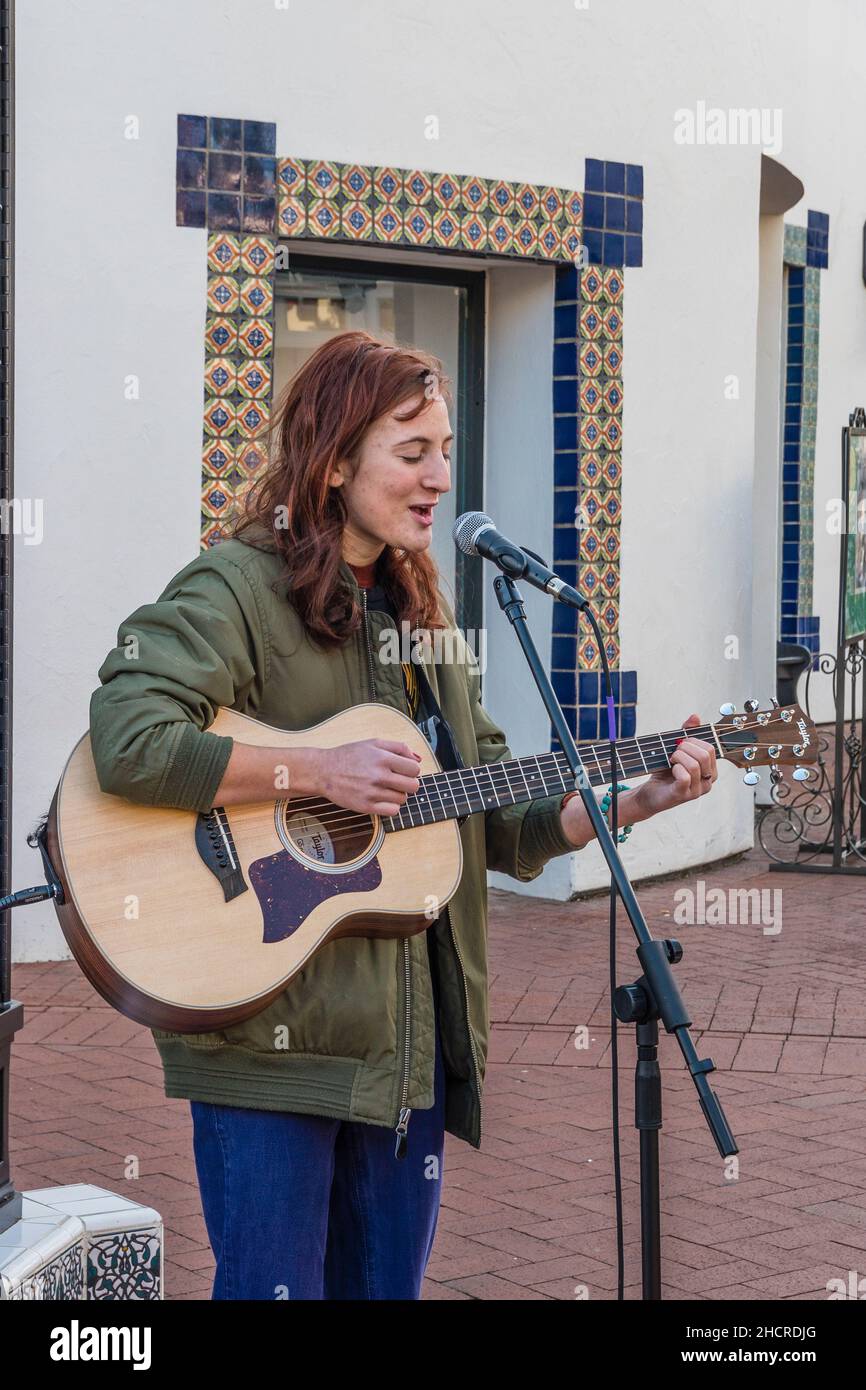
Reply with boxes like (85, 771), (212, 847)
(89, 330), (717, 1299)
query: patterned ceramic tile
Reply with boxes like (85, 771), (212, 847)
(271, 153), (582, 263)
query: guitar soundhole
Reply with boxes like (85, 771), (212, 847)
(278, 797), (378, 869)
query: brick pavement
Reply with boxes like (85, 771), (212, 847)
(8, 841), (866, 1301)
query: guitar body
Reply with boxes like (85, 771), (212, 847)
(46, 703), (462, 1033)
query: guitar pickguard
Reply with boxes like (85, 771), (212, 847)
(248, 849), (383, 943)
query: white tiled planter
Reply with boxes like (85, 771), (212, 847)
(0, 1196), (86, 1300)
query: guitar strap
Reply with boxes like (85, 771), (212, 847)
(410, 657), (470, 828)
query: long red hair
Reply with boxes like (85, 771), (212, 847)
(225, 330), (452, 647)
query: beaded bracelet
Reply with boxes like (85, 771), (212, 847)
(600, 782), (633, 843)
(560, 782), (635, 843)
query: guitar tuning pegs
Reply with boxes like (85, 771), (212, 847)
(792, 766), (810, 782)
(770, 768), (783, 785)
(743, 770), (761, 786)
(719, 702), (736, 716)
(744, 698), (760, 713)
(770, 697), (780, 709)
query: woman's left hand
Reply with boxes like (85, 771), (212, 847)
(557, 713), (720, 849)
(633, 712), (718, 819)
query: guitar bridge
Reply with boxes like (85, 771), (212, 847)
(195, 807), (248, 903)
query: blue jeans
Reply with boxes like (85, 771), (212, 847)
(190, 1009), (446, 1300)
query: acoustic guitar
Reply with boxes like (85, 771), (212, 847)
(43, 699), (817, 1032)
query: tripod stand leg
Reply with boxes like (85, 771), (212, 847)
(636, 1021), (662, 1299)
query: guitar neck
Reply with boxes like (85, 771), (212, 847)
(383, 723), (721, 832)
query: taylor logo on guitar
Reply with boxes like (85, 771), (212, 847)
(43, 700), (817, 1034)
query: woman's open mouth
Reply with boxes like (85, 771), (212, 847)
(408, 504), (435, 527)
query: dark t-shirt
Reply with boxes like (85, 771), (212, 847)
(348, 561), (446, 1010)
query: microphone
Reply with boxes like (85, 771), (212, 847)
(451, 512), (588, 611)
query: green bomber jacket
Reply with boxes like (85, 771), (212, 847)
(88, 534), (577, 1150)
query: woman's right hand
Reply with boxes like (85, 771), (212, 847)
(318, 739), (423, 816)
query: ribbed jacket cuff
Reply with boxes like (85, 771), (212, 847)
(157, 723), (235, 812)
(519, 793), (576, 871)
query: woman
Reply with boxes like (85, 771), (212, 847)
(89, 330), (717, 1300)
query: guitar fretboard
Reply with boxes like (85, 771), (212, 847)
(382, 724), (721, 832)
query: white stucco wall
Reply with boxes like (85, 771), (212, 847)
(11, 0), (866, 957)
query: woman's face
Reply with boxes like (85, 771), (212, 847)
(330, 391), (453, 565)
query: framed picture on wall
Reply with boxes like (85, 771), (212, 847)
(841, 426), (866, 643)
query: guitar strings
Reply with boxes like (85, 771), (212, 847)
(266, 717), (809, 846)
(279, 721), (806, 837)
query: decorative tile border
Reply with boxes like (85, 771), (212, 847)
(781, 217), (827, 661)
(551, 254), (637, 745)
(201, 231), (277, 544)
(276, 156), (583, 263)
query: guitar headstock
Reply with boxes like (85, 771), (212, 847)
(714, 699), (818, 787)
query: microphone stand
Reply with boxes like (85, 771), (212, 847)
(492, 573), (738, 1300)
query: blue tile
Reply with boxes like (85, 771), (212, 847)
(554, 525), (578, 560)
(626, 200), (643, 234)
(554, 302), (577, 338)
(584, 227), (604, 264)
(207, 192), (242, 229)
(244, 154), (276, 195)
(554, 416), (578, 451)
(209, 151), (242, 191)
(603, 232), (624, 265)
(624, 235), (642, 267)
(176, 188), (206, 227)
(554, 454), (578, 488)
(178, 113), (207, 148)
(605, 161), (625, 194)
(583, 192), (605, 228)
(552, 635), (577, 669)
(585, 158), (605, 192)
(620, 706), (636, 738)
(626, 164), (643, 198)
(209, 116), (243, 152)
(621, 670), (637, 702)
(242, 196), (276, 233)
(177, 148), (206, 188)
(579, 707), (600, 740)
(579, 672), (600, 702)
(555, 264), (580, 300)
(553, 341), (578, 375)
(553, 604), (579, 634)
(554, 489), (579, 524)
(243, 120), (276, 154)
(553, 378), (577, 413)
(553, 669), (576, 706)
(605, 196), (625, 230)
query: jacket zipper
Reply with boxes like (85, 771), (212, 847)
(360, 587), (413, 1159)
